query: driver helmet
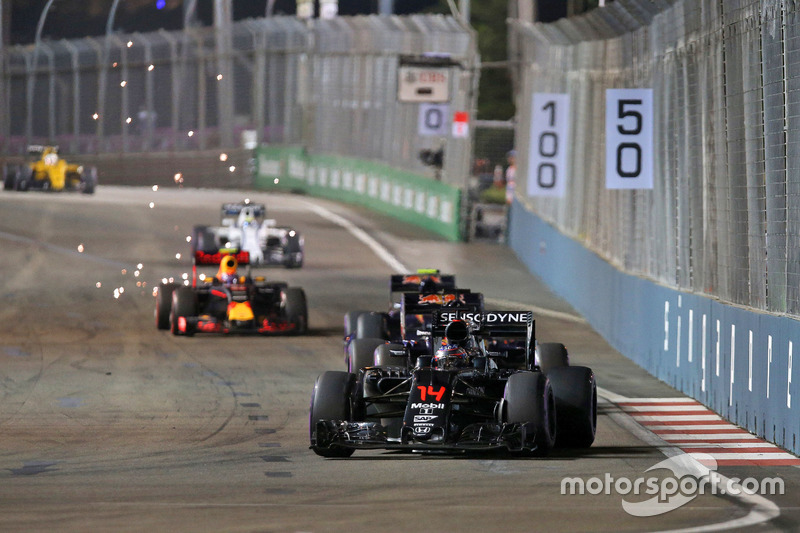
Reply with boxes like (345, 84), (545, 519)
(434, 344), (468, 369)
(218, 254), (238, 284)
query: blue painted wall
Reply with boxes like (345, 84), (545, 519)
(509, 201), (800, 454)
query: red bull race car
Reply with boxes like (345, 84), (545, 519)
(155, 250), (308, 336)
(343, 270), (484, 371)
(310, 309), (597, 457)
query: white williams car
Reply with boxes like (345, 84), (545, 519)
(191, 200), (304, 268)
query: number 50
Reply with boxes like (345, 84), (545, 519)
(605, 89), (653, 190)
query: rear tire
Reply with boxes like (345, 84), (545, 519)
(81, 167), (97, 194)
(547, 366), (597, 448)
(282, 287), (308, 334)
(170, 286), (196, 336)
(155, 282), (178, 330)
(284, 231), (304, 268)
(504, 372), (556, 456)
(310, 371), (356, 458)
(3, 165), (14, 190)
(191, 225), (218, 256)
(537, 342), (569, 374)
(347, 337), (384, 373)
(356, 312), (387, 340)
(373, 343), (405, 366)
(15, 167), (31, 191)
(344, 310), (368, 337)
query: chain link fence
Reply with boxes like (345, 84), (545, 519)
(467, 121), (515, 240)
(1, 14), (476, 189)
(510, 0), (800, 316)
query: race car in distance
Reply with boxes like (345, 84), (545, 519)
(311, 309), (596, 457)
(3, 145), (97, 194)
(191, 200), (303, 268)
(342, 270), (484, 371)
(155, 251), (308, 336)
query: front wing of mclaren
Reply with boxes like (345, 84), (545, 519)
(312, 420), (542, 453)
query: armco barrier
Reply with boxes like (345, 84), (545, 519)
(510, 201), (800, 455)
(253, 146), (461, 241)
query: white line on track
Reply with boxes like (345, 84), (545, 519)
(658, 433), (760, 441)
(303, 201), (409, 273)
(622, 405), (709, 412)
(631, 415), (724, 422)
(302, 202), (586, 323)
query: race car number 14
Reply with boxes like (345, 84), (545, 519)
(605, 89), (654, 189)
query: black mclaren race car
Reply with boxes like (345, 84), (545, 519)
(155, 251), (308, 336)
(343, 270), (484, 371)
(310, 309), (596, 457)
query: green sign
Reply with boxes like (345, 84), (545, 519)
(254, 146), (461, 241)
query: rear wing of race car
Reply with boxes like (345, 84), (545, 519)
(401, 290), (483, 314)
(220, 202), (266, 226)
(390, 272), (456, 293)
(432, 309), (533, 337)
(194, 249), (251, 266)
(432, 309), (535, 367)
(192, 249), (251, 288)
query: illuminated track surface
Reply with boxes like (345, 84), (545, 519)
(0, 187), (798, 532)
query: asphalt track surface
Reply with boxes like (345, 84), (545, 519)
(1, 186), (799, 532)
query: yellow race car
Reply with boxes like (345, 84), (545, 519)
(3, 145), (97, 194)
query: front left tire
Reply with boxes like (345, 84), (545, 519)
(504, 371), (557, 456)
(309, 371), (356, 458)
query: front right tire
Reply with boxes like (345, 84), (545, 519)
(282, 287), (308, 334)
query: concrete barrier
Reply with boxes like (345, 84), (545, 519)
(253, 145), (462, 241)
(509, 200), (800, 455)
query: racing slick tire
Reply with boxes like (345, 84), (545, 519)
(537, 342), (569, 374)
(282, 287), (308, 334)
(170, 286), (197, 336)
(310, 371), (356, 458)
(155, 282), (179, 330)
(373, 343), (405, 366)
(2, 165), (14, 190)
(191, 225), (218, 255)
(15, 166), (32, 191)
(356, 312), (388, 340)
(283, 232), (304, 268)
(546, 366), (597, 448)
(344, 310), (369, 338)
(347, 337), (384, 373)
(81, 167), (97, 194)
(504, 372), (556, 456)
